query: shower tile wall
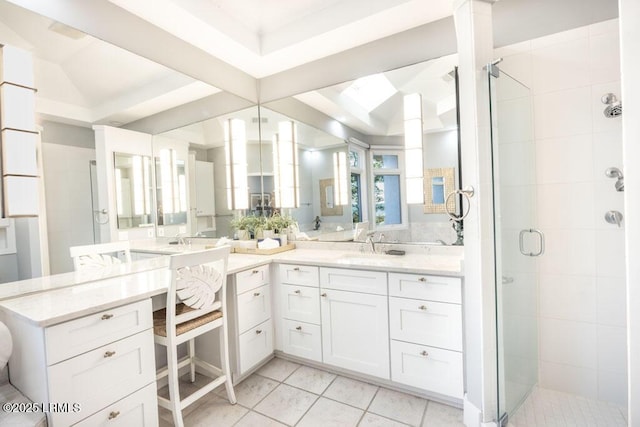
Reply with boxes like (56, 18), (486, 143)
(496, 19), (626, 406)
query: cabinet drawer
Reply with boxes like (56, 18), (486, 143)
(389, 297), (462, 351)
(279, 264), (319, 287)
(73, 382), (158, 427)
(48, 330), (155, 426)
(45, 299), (152, 365)
(281, 284), (320, 324)
(389, 273), (461, 304)
(320, 267), (387, 295)
(390, 340), (463, 398)
(282, 319), (322, 362)
(239, 318), (273, 374)
(236, 264), (270, 294)
(237, 284), (271, 334)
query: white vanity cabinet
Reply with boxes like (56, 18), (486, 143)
(228, 264), (274, 379)
(5, 299), (157, 426)
(279, 264), (321, 362)
(320, 267), (390, 379)
(388, 273), (464, 398)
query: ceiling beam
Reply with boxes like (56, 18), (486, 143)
(5, 0), (259, 102)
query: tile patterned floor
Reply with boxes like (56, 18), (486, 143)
(508, 387), (628, 427)
(158, 358), (629, 426)
(158, 357), (465, 427)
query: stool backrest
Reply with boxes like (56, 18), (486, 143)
(70, 241), (132, 271)
(167, 246), (231, 327)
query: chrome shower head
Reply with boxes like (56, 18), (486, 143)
(605, 167), (625, 191)
(602, 93), (622, 117)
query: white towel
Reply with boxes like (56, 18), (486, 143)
(0, 321), (12, 371)
(258, 238), (280, 249)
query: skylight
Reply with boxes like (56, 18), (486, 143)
(343, 73), (396, 112)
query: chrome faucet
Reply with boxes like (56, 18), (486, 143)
(175, 233), (188, 246)
(366, 231), (385, 253)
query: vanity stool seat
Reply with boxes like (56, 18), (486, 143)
(154, 247), (236, 427)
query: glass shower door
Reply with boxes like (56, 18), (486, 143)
(488, 67), (540, 422)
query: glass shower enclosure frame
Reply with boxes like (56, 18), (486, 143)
(488, 63), (542, 424)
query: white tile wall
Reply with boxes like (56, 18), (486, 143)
(498, 19), (627, 407)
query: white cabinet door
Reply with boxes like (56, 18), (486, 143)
(239, 319), (273, 374)
(389, 297), (462, 351)
(281, 284), (320, 324)
(282, 319), (322, 362)
(320, 289), (389, 379)
(237, 284), (271, 334)
(390, 340), (463, 398)
(194, 161), (215, 216)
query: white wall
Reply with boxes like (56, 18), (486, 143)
(41, 143), (96, 274)
(497, 19), (627, 406)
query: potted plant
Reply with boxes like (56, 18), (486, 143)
(267, 213), (295, 245)
(230, 214), (266, 240)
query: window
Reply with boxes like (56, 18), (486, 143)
(349, 146), (368, 224)
(371, 150), (406, 228)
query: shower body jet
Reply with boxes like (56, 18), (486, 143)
(602, 93), (622, 118)
(605, 167), (624, 192)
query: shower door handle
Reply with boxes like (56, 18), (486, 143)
(519, 228), (545, 257)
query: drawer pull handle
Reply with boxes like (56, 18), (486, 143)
(101, 313), (114, 320)
(293, 267), (300, 271)
(420, 350), (429, 357)
(254, 292), (261, 297)
(321, 293), (327, 297)
(418, 305), (428, 311)
(418, 277), (427, 282)
(104, 351), (116, 358)
(252, 270), (260, 275)
(255, 329), (263, 334)
(296, 326), (302, 331)
(108, 411), (120, 420)
(294, 290), (301, 294)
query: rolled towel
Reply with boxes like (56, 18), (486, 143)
(258, 238), (280, 249)
(0, 321), (12, 371)
(215, 237), (232, 247)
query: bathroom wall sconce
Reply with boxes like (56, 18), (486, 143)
(225, 118), (249, 210)
(273, 121), (300, 208)
(404, 93), (424, 204)
(333, 151), (348, 206)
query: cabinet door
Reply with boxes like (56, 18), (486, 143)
(47, 330), (155, 426)
(73, 382), (158, 427)
(281, 284), (320, 324)
(239, 319), (273, 374)
(390, 340), (463, 398)
(237, 284), (271, 334)
(320, 289), (389, 379)
(389, 297), (462, 351)
(282, 319), (322, 362)
(194, 161), (215, 216)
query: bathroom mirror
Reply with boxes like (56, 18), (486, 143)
(263, 53), (461, 244)
(154, 148), (188, 226)
(113, 152), (154, 229)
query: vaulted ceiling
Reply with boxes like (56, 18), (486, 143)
(0, 0), (618, 137)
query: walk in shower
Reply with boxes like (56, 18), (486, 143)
(488, 63), (540, 424)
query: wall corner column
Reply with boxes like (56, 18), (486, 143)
(452, 0), (498, 425)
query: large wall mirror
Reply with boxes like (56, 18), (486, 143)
(158, 54), (461, 245)
(113, 152), (154, 229)
(263, 53), (461, 245)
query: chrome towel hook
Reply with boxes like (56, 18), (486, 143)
(445, 186), (475, 221)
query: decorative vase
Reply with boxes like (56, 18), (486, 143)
(278, 233), (288, 246)
(263, 230), (275, 239)
(237, 230), (249, 240)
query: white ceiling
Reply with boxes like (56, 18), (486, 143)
(0, 0), (453, 131)
(0, 0), (618, 139)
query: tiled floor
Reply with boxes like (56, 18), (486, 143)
(158, 357), (464, 427)
(508, 386), (628, 427)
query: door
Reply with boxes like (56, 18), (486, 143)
(320, 289), (389, 379)
(488, 65), (541, 422)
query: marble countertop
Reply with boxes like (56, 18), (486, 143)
(0, 246), (463, 327)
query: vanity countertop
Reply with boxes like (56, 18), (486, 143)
(0, 247), (463, 327)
